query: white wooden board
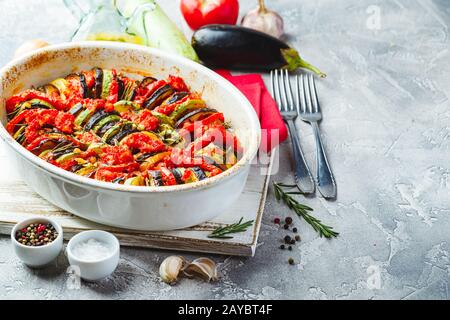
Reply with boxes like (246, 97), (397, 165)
(0, 140), (275, 256)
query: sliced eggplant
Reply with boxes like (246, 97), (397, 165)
(117, 77), (125, 101)
(146, 170), (164, 186)
(171, 168), (184, 184)
(165, 92), (189, 105)
(51, 142), (76, 159)
(191, 167), (207, 181)
(139, 76), (157, 88)
(84, 110), (118, 131)
(92, 67), (103, 99)
(29, 136), (72, 155)
(68, 102), (84, 116)
(175, 108), (218, 128)
(79, 73), (89, 98)
(112, 176), (126, 184)
(169, 99), (207, 121)
(143, 84), (174, 110)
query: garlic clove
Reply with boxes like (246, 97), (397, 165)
(241, 0), (284, 38)
(14, 39), (49, 59)
(183, 257), (218, 282)
(159, 255), (188, 285)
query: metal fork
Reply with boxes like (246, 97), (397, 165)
(270, 70), (315, 194)
(297, 74), (337, 199)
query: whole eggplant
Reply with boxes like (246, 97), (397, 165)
(192, 24), (325, 77)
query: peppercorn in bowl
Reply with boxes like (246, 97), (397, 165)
(11, 216), (63, 267)
(0, 42), (260, 230)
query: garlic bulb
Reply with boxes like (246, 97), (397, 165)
(183, 257), (218, 282)
(14, 39), (49, 59)
(241, 0), (284, 38)
(159, 255), (187, 285)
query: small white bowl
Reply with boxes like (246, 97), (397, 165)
(66, 230), (120, 281)
(11, 216), (63, 267)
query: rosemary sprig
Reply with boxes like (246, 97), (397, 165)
(273, 182), (339, 238)
(208, 217), (254, 239)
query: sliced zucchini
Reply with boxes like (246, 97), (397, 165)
(38, 84), (59, 96)
(113, 100), (140, 113)
(74, 164), (97, 177)
(169, 99), (206, 121)
(101, 69), (113, 99)
(146, 170), (164, 186)
(143, 84), (174, 110)
(13, 125), (26, 144)
(124, 175), (145, 186)
(50, 78), (68, 99)
(74, 107), (95, 127)
(151, 111), (174, 127)
(175, 108), (218, 128)
(107, 123), (137, 145)
(68, 102), (84, 116)
(55, 150), (82, 164)
(121, 80), (138, 101)
(92, 114), (121, 134)
(139, 151), (171, 170)
(102, 122), (123, 144)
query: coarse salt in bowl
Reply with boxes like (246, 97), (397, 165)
(66, 230), (120, 281)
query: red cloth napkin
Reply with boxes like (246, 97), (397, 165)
(216, 70), (288, 152)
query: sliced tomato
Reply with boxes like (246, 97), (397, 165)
(167, 75), (188, 92)
(120, 132), (166, 154)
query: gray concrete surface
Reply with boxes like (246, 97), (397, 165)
(0, 0), (449, 300)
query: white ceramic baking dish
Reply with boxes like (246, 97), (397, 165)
(0, 42), (260, 230)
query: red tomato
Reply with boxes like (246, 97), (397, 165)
(180, 0), (239, 30)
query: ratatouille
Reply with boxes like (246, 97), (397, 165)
(5, 68), (242, 186)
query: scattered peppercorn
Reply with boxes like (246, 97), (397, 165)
(295, 235), (301, 242)
(284, 235), (292, 244)
(288, 258), (295, 265)
(288, 246), (292, 251)
(15, 222), (57, 246)
(293, 227), (298, 233)
(274, 217), (280, 224)
(290, 239), (296, 245)
(285, 217), (293, 225)
(283, 224), (289, 230)
(280, 244), (285, 250)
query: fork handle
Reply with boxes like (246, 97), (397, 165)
(311, 122), (337, 199)
(285, 120), (315, 194)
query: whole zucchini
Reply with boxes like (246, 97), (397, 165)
(192, 25), (325, 77)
